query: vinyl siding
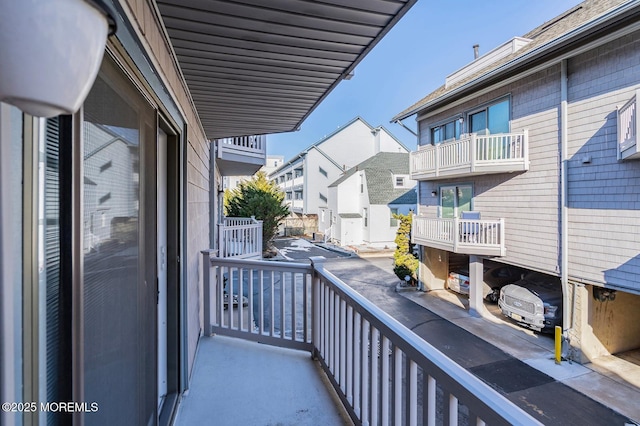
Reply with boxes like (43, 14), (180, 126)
(565, 31), (640, 291)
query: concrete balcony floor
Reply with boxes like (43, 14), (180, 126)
(174, 335), (351, 426)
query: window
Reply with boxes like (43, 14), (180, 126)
(286, 172), (292, 181)
(439, 185), (473, 218)
(286, 192), (292, 200)
(295, 191), (303, 200)
(363, 208), (368, 227)
(394, 176), (405, 187)
(319, 166), (327, 177)
(360, 174), (364, 193)
(468, 98), (510, 135)
(294, 168), (303, 178)
(390, 208), (399, 226)
(319, 193), (327, 203)
(431, 118), (462, 144)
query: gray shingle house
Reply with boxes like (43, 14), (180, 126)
(393, 0), (640, 363)
(319, 152), (416, 247)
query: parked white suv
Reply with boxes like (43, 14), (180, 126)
(498, 272), (562, 332)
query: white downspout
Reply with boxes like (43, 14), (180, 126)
(560, 60), (571, 347)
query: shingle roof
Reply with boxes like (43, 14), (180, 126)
(329, 152), (417, 205)
(392, 0), (632, 121)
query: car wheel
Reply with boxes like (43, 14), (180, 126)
(486, 289), (500, 304)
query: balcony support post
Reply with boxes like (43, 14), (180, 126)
(452, 217), (459, 253)
(468, 255), (485, 318)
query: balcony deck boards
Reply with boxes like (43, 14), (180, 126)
(174, 335), (350, 426)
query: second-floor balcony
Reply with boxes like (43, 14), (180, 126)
(410, 131), (529, 180)
(215, 135), (266, 176)
(184, 254), (540, 425)
(412, 215), (506, 257)
(618, 90), (639, 161)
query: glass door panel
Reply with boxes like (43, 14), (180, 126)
(440, 187), (455, 218)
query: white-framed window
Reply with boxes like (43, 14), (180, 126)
(394, 176), (405, 187)
(319, 166), (327, 177)
(319, 193), (327, 203)
(468, 97), (510, 135)
(431, 118), (462, 144)
(390, 208), (399, 227)
(363, 208), (368, 227)
(360, 173), (364, 193)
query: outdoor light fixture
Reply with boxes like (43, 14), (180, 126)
(431, 190), (438, 197)
(0, 0), (117, 117)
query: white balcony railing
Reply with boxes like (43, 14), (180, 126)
(412, 215), (506, 257)
(618, 91), (639, 160)
(217, 135), (266, 157)
(218, 216), (262, 259)
(201, 254), (539, 425)
(410, 131), (529, 180)
(215, 135), (267, 175)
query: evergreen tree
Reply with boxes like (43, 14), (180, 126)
(224, 171), (290, 250)
(393, 212), (419, 285)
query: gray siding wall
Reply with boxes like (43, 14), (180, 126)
(187, 135), (211, 375)
(566, 31), (640, 291)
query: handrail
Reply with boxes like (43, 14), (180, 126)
(201, 253), (539, 425)
(617, 92), (637, 159)
(410, 130), (528, 178)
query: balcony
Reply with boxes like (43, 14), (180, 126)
(188, 254), (540, 425)
(618, 90), (639, 161)
(412, 215), (506, 257)
(218, 217), (262, 259)
(215, 135), (266, 176)
(410, 131), (529, 180)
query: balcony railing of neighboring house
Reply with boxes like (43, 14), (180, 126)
(410, 130), (529, 180)
(215, 135), (267, 175)
(412, 215), (506, 257)
(618, 90), (639, 160)
(218, 217), (262, 259)
(200, 254), (539, 425)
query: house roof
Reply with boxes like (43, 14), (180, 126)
(268, 116), (407, 176)
(329, 152), (416, 205)
(152, 0), (417, 140)
(392, 0), (636, 121)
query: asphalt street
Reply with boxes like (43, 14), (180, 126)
(273, 238), (633, 425)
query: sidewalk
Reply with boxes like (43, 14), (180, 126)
(323, 255), (640, 425)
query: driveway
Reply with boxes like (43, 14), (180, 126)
(272, 237), (352, 261)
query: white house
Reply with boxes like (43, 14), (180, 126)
(319, 152), (416, 247)
(269, 117), (408, 219)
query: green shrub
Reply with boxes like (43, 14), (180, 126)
(393, 212), (418, 285)
(224, 171), (290, 250)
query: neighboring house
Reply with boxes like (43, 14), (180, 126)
(392, 0), (640, 363)
(319, 152), (416, 247)
(269, 117), (408, 219)
(0, 2), (415, 425)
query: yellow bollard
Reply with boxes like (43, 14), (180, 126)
(555, 326), (562, 364)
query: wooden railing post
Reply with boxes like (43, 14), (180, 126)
(310, 256), (326, 359)
(201, 249), (217, 336)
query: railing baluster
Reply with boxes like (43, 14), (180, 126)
(427, 375), (436, 426)
(259, 269), (264, 335)
(270, 270), (275, 336)
(239, 267), (244, 331)
(394, 347), (402, 425)
(361, 319), (370, 426)
(281, 271), (286, 339)
(409, 360), (418, 426)
(381, 336), (390, 426)
(371, 327), (380, 426)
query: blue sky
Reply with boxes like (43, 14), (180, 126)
(267, 0), (582, 161)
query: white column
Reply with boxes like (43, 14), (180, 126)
(468, 255), (485, 317)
